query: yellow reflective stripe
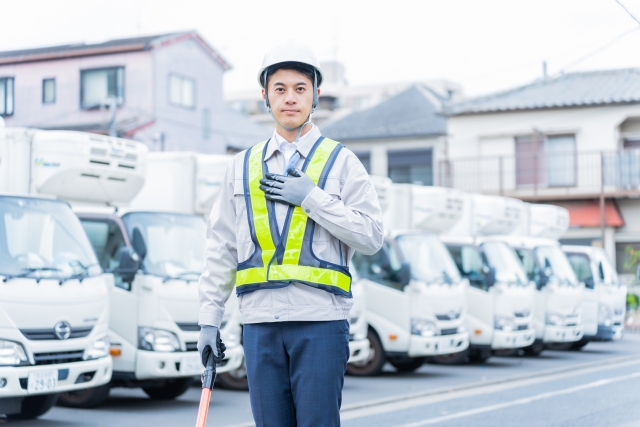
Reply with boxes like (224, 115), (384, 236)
(281, 138), (340, 265)
(236, 268), (267, 286)
(269, 265), (351, 293)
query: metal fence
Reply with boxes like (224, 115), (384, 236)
(439, 148), (640, 200)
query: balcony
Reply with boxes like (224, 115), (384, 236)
(439, 148), (640, 201)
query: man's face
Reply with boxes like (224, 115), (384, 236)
(262, 68), (320, 129)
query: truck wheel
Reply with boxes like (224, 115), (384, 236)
(523, 339), (544, 356)
(346, 328), (386, 376)
(389, 357), (425, 373)
(57, 384), (111, 408)
(142, 377), (193, 400)
(8, 393), (58, 420)
(431, 348), (470, 365)
(217, 359), (249, 391)
(570, 338), (589, 351)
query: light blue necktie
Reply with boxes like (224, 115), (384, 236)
(285, 151), (301, 176)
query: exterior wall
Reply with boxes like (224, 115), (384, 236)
(338, 135), (445, 183)
(0, 51), (153, 130)
(146, 38), (226, 154)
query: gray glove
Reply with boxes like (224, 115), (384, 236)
(260, 167), (317, 207)
(197, 325), (226, 367)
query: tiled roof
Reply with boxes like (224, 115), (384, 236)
(0, 31), (231, 69)
(322, 85), (447, 141)
(448, 68), (640, 115)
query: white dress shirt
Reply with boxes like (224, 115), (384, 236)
(198, 124), (384, 326)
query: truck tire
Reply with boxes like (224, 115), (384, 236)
(389, 357), (425, 373)
(217, 359), (249, 391)
(431, 348), (470, 365)
(8, 393), (58, 420)
(523, 339), (544, 356)
(142, 377), (193, 400)
(346, 328), (386, 376)
(57, 384), (111, 408)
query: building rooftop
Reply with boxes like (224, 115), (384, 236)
(448, 68), (640, 115)
(0, 31), (231, 70)
(322, 84), (447, 141)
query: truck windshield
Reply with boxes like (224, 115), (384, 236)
(395, 234), (461, 284)
(446, 244), (488, 290)
(482, 241), (528, 285)
(0, 196), (101, 280)
(535, 246), (578, 286)
(122, 212), (206, 280)
(595, 251), (620, 286)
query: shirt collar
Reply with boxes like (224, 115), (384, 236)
(263, 124), (322, 162)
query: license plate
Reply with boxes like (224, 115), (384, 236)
(28, 370), (58, 394)
(180, 358), (202, 376)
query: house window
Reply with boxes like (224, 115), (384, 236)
(169, 74), (195, 108)
(202, 108), (211, 140)
(80, 67), (124, 109)
(42, 78), (56, 104)
(388, 148), (433, 185)
(0, 77), (14, 116)
(515, 134), (576, 188)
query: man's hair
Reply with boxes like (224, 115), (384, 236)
(265, 65), (314, 88)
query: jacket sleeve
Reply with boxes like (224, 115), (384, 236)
(198, 158), (238, 327)
(300, 155), (384, 256)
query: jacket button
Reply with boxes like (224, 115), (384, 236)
(275, 315), (280, 320)
(305, 209), (310, 213)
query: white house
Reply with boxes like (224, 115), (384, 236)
(445, 68), (640, 277)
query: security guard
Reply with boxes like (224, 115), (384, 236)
(197, 40), (383, 427)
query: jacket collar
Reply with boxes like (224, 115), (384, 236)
(263, 125), (322, 162)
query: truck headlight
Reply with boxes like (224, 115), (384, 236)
(411, 318), (439, 337)
(494, 316), (516, 331)
(83, 335), (110, 360)
(138, 327), (181, 352)
(0, 340), (28, 366)
(546, 313), (565, 326)
(598, 304), (613, 327)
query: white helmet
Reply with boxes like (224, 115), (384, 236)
(258, 40), (324, 88)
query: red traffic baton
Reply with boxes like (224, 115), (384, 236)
(195, 351), (216, 427)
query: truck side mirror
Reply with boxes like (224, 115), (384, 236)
(636, 264), (640, 284)
(117, 246), (141, 284)
(131, 227), (147, 262)
(392, 262), (412, 287)
(485, 266), (496, 287)
(598, 262), (605, 281)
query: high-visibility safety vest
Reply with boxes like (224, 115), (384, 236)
(235, 136), (352, 297)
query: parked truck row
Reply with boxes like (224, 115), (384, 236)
(0, 122), (628, 419)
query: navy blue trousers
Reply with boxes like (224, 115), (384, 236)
(243, 320), (350, 427)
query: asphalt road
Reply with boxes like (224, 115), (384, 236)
(15, 334), (640, 427)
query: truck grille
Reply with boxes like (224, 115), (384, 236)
(185, 342), (198, 352)
(176, 323), (201, 332)
(441, 328), (458, 335)
(34, 350), (85, 365)
(514, 311), (530, 318)
(517, 324), (529, 330)
(436, 313), (460, 321)
(20, 326), (93, 340)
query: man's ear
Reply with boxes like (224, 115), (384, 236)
(317, 88), (321, 98)
(262, 88), (266, 100)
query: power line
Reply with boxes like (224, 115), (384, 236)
(615, 0), (640, 26)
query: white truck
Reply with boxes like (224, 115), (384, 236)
(441, 194), (536, 362)
(563, 245), (626, 348)
(2, 128), (243, 407)
(128, 152), (371, 387)
(488, 203), (584, 355)
(0, 123), (112, 419)
(348, 181), (469, 375)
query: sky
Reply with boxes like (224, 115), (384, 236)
(2, 0), (640, 98)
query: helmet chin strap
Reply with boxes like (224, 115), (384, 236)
(263, 67), (317, 143)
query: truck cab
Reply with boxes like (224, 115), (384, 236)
(0, 195), (112, 419)
(563, 245), (626, 347)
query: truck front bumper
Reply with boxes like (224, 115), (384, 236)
(348, 339), (370, 364)
(408, 332), (469, 357)
(543, 324), (583, 343)
(492, 329), (535, 349)
(0, 357), (112, 397)
(135, 344), (244, 380)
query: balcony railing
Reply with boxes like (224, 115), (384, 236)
(438, 148), (640, 200)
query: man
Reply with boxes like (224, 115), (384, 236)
(197, 40), (383, 427)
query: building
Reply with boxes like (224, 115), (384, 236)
(322, 84), (448, 186)
(225, 60), (463, 127)
(444, 68), (640, 279)
(0, 31), (269, 153)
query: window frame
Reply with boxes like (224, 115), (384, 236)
(42, 78), (56, 104)
(0, 77), (15, 116)
(168, 73), (196, 109)
(79, 66), (125, 110)
(387, 148), (434, 186)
